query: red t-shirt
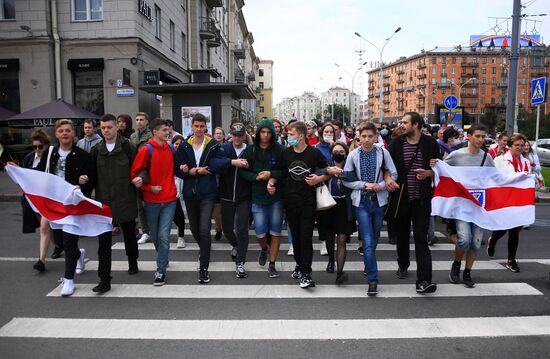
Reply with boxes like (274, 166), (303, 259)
(307, 136), (319, 146)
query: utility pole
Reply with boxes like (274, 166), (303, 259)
(505, 0), (521, 134)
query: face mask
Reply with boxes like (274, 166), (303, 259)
(380, 129), (389, 137)
(287, 137), (299, 147)
(332, 153), (346, 163)
(323, 135), (333, 143)
(452, 138), (461, 147)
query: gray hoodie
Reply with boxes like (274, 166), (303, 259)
(77, 133), (102, 153)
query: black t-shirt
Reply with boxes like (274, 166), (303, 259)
(277, 145), (328, 206)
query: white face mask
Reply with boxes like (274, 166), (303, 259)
(452, 138), (461, 147)
(323, 135), (333, 143)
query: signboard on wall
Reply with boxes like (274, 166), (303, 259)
(181, 107), (212, 137)
(437, 106), (465, 128)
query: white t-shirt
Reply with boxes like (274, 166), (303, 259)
(106, 142), (116, 152)
(193, 137), (206, 166)
(234, 144), (246, 157)
(32, 153), (41, 168)
(56, 148), (71, 179)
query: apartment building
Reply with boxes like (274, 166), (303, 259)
(274, 91), (321, 122)
(320, 86), (361, 124)
(256, 59), (273, 120)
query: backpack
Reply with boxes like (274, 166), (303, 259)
(140, 142), (175, 184)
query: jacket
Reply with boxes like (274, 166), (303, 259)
(130, 128), (153, 149)
(315, 142), (332, 165)
(21, 150), (40, 233)
(218, 142), (252, 202)
(90, 135), (138, 223)
(175, 134), (225, 200)
(494, 151), (531, 174)
(36, 144), (93, 198)
(77, 133), (102, 153)
(239, 119), (285, 205)
(130, 138), (177, 203)
(343, 145), (397, 207)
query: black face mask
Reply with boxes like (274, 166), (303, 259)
(332, 153), (346, 163)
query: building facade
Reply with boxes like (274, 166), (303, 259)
(273, 91), (321, 122)
(366, 41), (549, 124)
(320, 86), (360, 124)
(256, 58), (273, 120)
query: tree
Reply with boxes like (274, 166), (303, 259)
(517, 111), (550, 140)
(324, 104), (350, 124)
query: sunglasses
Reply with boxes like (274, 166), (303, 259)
(34, 144), (44, 150)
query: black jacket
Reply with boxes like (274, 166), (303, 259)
(36, 144), (93, 198)
(20, 151), (40, 233)
(218, 142), (252, 202)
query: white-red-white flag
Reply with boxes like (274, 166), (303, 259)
(431, 161), (535, 230)
(6, 164), (112, 236)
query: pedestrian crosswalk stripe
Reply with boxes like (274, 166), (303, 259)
(114, 242), (457, 251)
(169, 229), (448, 238)
(45, 282), (541, 298)
(84, 260), (506, 272)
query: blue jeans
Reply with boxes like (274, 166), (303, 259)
(456, 219), (484, 254)
(355, 199), (386, 283)
(144, 201), (176, 274)
(251, 201), (284, 238)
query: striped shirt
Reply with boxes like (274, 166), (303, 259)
(403, 141), (423, 200)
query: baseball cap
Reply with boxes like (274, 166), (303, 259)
(230, 122), (246, 136)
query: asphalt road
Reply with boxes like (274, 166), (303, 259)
(0, 201), (549, 358)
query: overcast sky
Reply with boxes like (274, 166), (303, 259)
(242, 0), (550, 105)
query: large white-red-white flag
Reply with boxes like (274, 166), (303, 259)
(431, 161), (535, 230)
(6, 164), (112, 236)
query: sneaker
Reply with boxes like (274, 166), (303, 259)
(291, 266), (302, 279)
(128, 258), (138, 275)
(137, 233), (150, 244)
(416, 281), (437, 294)
(93, 279), (111, 293)
(176, 237), (186, 248)
(215, 231), (222, 241)
(60, 278), (75, 297)
(287, 246), (294, 256)
(449, 262), (461, 284)
(198, 268), (210, 283)
(33, 259), (45, 273)
(367, 282), (378, 297)
(51, 246), (63, 259)
(75, 248), (86, 275)
(153, 272), (166, 286)
(299, 274), (316, 288)
(358, 246), (364, 256)
(427, 236), (439, 246)
(335, 272), (349, 285)
(268, 263), (280, 278)
(231, 247), (238, 261)
(463, 272), (475, 288)
(236, 262), (247, 278)
(505, 260), (520, 273)
(326, 260), (335, 273)
(396, 266), (408, 279)
(486, 237), (495, 257)
(320, 245), (328, 256)
(258, 248), (268, 266)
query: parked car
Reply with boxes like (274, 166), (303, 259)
(535, 139), (550, 166)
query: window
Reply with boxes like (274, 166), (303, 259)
(522, 98), (525, 105)
(169, 20), (175, 51)
(259, 82), (264, 89)
(432, 67), (436, 74)
(73, 70), (104, 115)
(491, 57), (496, 64)
(503, 57), (507, 65)
(522, 88), (526, 95)
(441, 88), (446, 94)
(259, 106), (264, 113)
(491, 88), (496, 94)
(461, 56), (466, 64)
(451, 67), (455, 74)
(259, 94), (264, 102)
(431, 78), (436, 84)
(522, 78), (526, 84)
(442, 56), (446, 65)
(451, 87), (456, 94)
(491, 77), (496, 84)
(492, 67), (496, 74)
(155, 5), (161, 39)
(431, 57), (437, 64)
(200, 42), (204, 67)
(451, 57), (456, 64)
(181, 32), (187, 60)
(482, 68), (486, 74)
(491, 98), (495, 104)
(472, 88), (476, 95)
(0, 60), (20, 112)
(259, 69), (264, 77)
(481, 88), (486, 94)
(0, 0), (15, 19)
(72, 0), (102, 21)
(482, 78), (486, 84)
(482, 56), (487, 64)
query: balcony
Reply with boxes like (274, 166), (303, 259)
(396, 87), (404, 93)
(417, 83), (426, 89)
(368, 86), (374, 91)
(247, 71), (255, 82)
(383, 90), (390, 95)
(368, 79), (374, 83)
(397, 79), (404, 84)
(233, 44), (246, 59)
(207, 32), (221, 47)
(397, 105), (404, 111)
(383, 99), (390, 104)
(255, 86), (262, 93)
(497, 82), (508, 88)
(368, 94), (374, 99)
(205, 0), (223, 7)
(405, 86), (414, 92)
(530, 70), (546, 77)
(461, 62), (478, 67)
(418, 103), (425, 109)
(383, 73), (390, 79)
(383, 108), (390, 113)
(460, 72), (475, 78)
(200, 17), (218, 40)
(417, 93), (425, 98)
(418, 73), (426, 79)
(462, 93), (477, 98)
(397, 69), (405, 75)
(418, 63), (426, 69)
(462, 82), (477, 88)
(397, 97), (405, 102)
(437, 82), (451, 88)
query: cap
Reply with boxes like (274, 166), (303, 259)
(230, 122), (245, 136)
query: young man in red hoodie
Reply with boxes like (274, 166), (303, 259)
(131, 118), (177, 286)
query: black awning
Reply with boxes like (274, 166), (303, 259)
(67, 58), (104, 71)
(0, 59), (19, 72)
(159, 68), (182, 84)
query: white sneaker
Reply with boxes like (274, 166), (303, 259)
(75, 248), (85, 275)
(287, 246), (294, 256)
(60, 278), (75, 297)
(137, 233), (150, 244)
(177, 237), (186, 248)
(320, 245), (328, 256)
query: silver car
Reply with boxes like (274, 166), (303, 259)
(535, 139), (550, 166)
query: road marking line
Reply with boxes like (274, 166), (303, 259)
(115, 243), (457, 251)
(169, 229), (448, 238)
(2, 315), (549, 339)
(45, 282), (542, 299)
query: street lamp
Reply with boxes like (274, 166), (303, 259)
(335, 61), (367, 124)
(451, 77), (477, 106)
(355, 27), (401, 122)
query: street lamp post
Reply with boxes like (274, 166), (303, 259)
(335, 61), (367, 124)
(451, 77), (477, 106)
(355, 27), (401, 122)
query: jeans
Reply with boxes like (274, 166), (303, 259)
(137, 192), (149, 234)
(455, 219), (484, 254)
(396, 199), (433, 285)
(286, 202), (316, 275)
(144, 201), (176, 274)
(355, 199), (386, 283)
(185, 197), (215, 270)
(251, 201), (284, 237)
(221, 199), (251, 264)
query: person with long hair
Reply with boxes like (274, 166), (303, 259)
(172, 135), (187, 249)
(212, 126), (226, 241)
(523, 140), (544, 188)
(117, 114), (134, 139)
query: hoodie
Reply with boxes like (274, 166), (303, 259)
(239, 119), (285, 205)
(77, 133), (102, 153)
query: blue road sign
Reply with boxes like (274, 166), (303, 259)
(444, 95), (458, 109)
(531, 77), (546, 106)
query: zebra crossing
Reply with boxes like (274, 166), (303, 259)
(1, 226), (549, 343)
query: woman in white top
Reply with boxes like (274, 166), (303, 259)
(523, 141), (544, 188)
(172, 135), (187, 248)
(488, 133), (532, 273)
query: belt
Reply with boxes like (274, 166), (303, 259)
(361, 193), (378, 201)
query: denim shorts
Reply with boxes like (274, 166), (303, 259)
(251, 200), (284, 237)
(456, 219), (484, 254)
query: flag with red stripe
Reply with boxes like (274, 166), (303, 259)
(431, 161), (535, 230)
(6, 164), (112, 236)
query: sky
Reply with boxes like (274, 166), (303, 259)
(242, 0), (550, 105)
